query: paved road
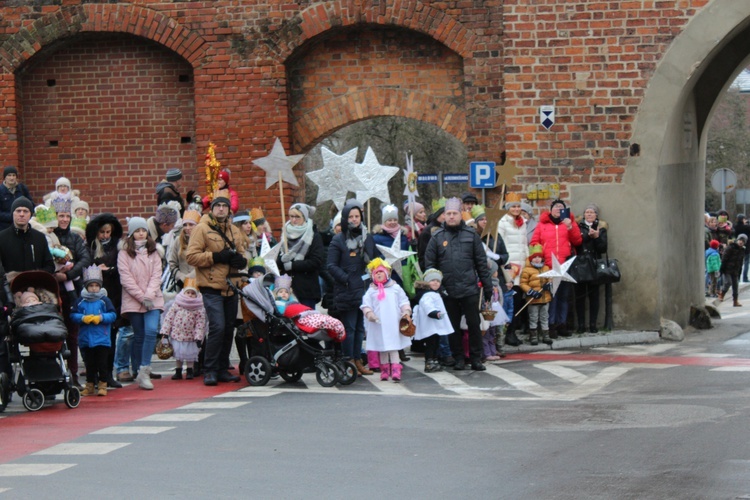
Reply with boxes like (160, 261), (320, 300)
(1, 291), (750, 498)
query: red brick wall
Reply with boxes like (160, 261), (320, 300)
(0, 1), (714, 225)
(18, 35), (195, 218)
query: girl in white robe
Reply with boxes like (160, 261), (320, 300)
(361, 258), (411, 382)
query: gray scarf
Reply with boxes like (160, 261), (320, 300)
(81, 289), (108, 301)
(283, 220), (314, 261)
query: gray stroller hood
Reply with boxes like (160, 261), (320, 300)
(241, 273), (277, 322)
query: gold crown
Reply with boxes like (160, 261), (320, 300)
(505, 192), (522, 203)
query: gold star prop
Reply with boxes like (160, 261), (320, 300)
(495, 161), (523, 187)
(481, 202), (507, 239)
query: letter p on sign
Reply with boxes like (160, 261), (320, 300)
(470, 161), (496, 188)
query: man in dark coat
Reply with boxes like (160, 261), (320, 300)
(425, 197), (493, 371)
(155, 168), (185, 215)
(719, 234), (746, 307)
(0, 197), (54, 276)
(0, 166), (33, 232)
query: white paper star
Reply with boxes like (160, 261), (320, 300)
(306, 147), (367, 210)
(376, 232), (417, 277)
(354, 147), (400, 205)
(259, 234), (282, 277)
(252, 137), (304, 189)
(538, 253), (577, 296)
(403, 152), (419, 199)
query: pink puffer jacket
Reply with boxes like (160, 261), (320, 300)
(118, 246), (165, 315)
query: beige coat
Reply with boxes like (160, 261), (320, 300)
(186, 214), (249, 295)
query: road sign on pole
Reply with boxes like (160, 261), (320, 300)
(469, 162), (496, 188)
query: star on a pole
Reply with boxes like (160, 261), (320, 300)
(259, 234), (282, 277)
(481, 202), (507, 239)
(376, 233), (416, 277)
(495, 161), (523, 187)
(403, 152), (419, 199)
(306, 147), (367, 210)
(538, 253), (577, 296)
(252, 137), (304, 189)
(354, 147), (400, 205)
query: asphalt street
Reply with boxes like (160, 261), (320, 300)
(1, 288), (750, 499)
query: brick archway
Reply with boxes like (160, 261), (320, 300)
(0, 4), (206, 73)
(269, 0), (476, 61)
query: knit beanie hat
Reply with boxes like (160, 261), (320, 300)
(127, 216), (148, 237)
(290, 203), (316, 222)
(55, 177), (71, 190)
(20, 291), (40, 306)
(3, 166), (17, 179)
(166, 168), (182, 182)
(709, 239), (720, 249)
(550, 199), (567, 210)
(11, 196), (33, 213)
(332, 212), (342, 228)
(72, 199), (89, 215)
(211, 196), (231, 210)
(486, 258), (498, 276)
(404, 201), (425, 217)
(423, 268), (443, 283)
(381, 204), (398, 223)
(585, 203), (600, 216)
(219, 170), (230, 185)
(739, 234), (748, 243)
(461, 191), (479, 204)
(233, 210), (250, 224)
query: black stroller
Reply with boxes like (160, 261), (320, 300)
(0, 271), (80, 412)
(231, 274), (357, 387)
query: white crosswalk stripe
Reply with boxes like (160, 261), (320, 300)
(91, 426), (174, 435)
(138, 413), (214, 422)
(33, 443), (130, 455)
(178, 401), (249, 410)
(0, 464), (76, 477)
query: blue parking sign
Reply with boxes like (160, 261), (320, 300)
(470, 162), (496, 188)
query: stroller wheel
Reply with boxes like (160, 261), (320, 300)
(315, 360), (339, 388)
(0, 372), (10, 412)
(279, 371), (303, 383)
(336, 360), (358, 386)
(245, 356), (272, 386)
(64, 386), (81, 409)
(22, 388), (45, 412)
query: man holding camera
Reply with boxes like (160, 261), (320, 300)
(186, 197), (248, 386)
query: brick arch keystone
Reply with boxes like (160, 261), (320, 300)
(0, 4), (206, 72)
(293, 88), (466, 152)
(266, 0), (476, 62)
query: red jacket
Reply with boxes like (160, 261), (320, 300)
(530, 211), (583, 267)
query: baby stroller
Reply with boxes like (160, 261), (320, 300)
(231, 274), (356, 387)
(0, 271), (80, 412)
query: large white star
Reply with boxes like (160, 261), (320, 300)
(538, 253), (577, 296)
(252, 137), (305, 189)
(354, 147), (400, 205)
(259, 234), (282, 277)
(376, 232), (416, 277)
(306, 147), (366, 210)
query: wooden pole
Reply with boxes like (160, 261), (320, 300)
(279, 171), (288, 252)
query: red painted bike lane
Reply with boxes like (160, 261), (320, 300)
(0, 379), (247, 463)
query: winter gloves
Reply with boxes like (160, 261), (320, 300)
(82, 314), (102, 324)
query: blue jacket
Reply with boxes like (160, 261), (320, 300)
(71, 296), (117, 349)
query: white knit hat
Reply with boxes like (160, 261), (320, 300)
(55, 177), (71, 189)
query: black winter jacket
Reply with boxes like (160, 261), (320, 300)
(576, 219), (608, 258)
(86, 213), (124, 311)
(721, 241), (745, 276)
(276, 229), (325, 302)
(54, 226), (92, 292)
(0, 225), (54, 274)
(424, 221), (492, 300)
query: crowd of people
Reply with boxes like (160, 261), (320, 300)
(0, 165), (622, 393)
(704, 210), (750, 306)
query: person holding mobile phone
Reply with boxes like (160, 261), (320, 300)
(529, 199), (582, 338)
(574, 203), (608, 333)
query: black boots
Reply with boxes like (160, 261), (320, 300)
(171, 368), (182, 380)
(185, 368), (194, 380)
(505, 329), (522, 346)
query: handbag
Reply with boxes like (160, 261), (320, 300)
(594, 253), (621, 284)
(155, 336), (174, 360)
(569, 253), (597, 283)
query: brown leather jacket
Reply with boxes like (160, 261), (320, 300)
(186, 214), (249, 295)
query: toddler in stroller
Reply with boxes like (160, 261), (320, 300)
(0, 271), (80, 412)
(233, 273), (356, 387)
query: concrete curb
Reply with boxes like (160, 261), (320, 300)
(503, 330), (661, 353)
